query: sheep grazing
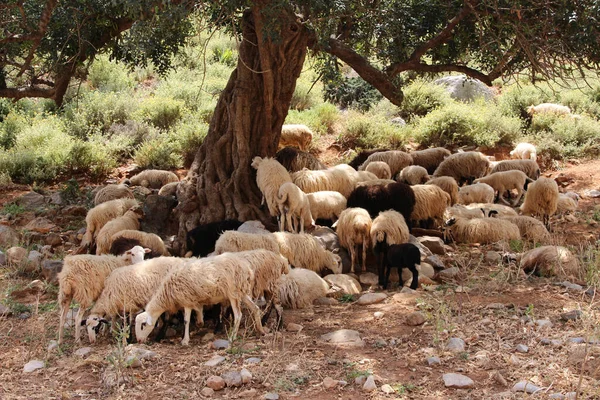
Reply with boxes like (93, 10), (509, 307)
(214, 231), (280, 255)
(458, 182), (495, 205)
(272, 232), (342, 275)
(275, 146), (325, 172)
(411, 147), (451, 174)
(445, 204), (487, 220)
(110, 230), (170, 257)
(252, 156), (293, 217)
(81, 198), (139, 250)
(306, 191), (347, 223)
(443, 217), (520, 244)
(109, 237), (163, 259)
(426, 176), (459, 205)
(95, 206), (144, 255)
(347, 182), (416, 225)
(473, 170), (532, 206)
(85, 256), (189, 343)
(57, 246), (148, 344)
(433, 151), (491, 186)
(127, 169), (179, 189)
(333, 208), (373, 274)
(365, 161), (392, 180)
(527, 103), (571, 116)
(520, 177), (559, 230)
(359, 150), (413, 177)
(557, 193), (578, 215)
(510, 142), (537, 161)
(277, 268), (329, 309)
(370, 210), (410, 278)
(94, 184), (134, 206)
(279, 124), (313, 151)
(135, 253), (264, 345)
(277, 182), (313, 233)
(490, 159), (540, 180)
(291, 165), (355, 198)
(380, 243), (420, 290)
(348, 148), (390, 170)
(186, 220), (243, 257)
(497, 215), (550, 242)
(158, 181), (179, 197)
(411, 184), (451, 228)
(399, 165), (430, 185)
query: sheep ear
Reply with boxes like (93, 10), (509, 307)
(144, 248), (152, 254)
(100, 318), (109, 325)
(146, 315), (153, 325)
(81, 319), (88, 326)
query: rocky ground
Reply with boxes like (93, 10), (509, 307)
(0, 159), (600, 400)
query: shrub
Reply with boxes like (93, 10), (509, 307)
(558, 90), (600, 118)
(0, 113), (28, 150)
(290, 69), (323, 111)
(285, 102), (340, 136)
(88, 56), (135, 92)
(133, 135), (183, 169)
(170, 115), (209, 167)
(338, 111), (408, 150)
(324, 76), (382, 111)
(399, 79), (452, 120)
(527, 114), (600, 159)
(497, 82), (551, 120)
(135, 96), (185, 130)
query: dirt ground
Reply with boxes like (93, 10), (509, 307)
(1, 158), (600, 400)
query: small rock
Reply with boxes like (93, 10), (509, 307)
(363, 375), (377, 392)
(570, 337), (586, 344)
(0, 302), (11, 316)
(24, 217), (57, 233)
(391, 117), (406, 126)
(417, 262), (435, 279)
(23, 360), (45, 373)
(561, 310), (582, 322)
(0, 225), (20, 248)
(446, 337), (466, 352)
(548, 394), (565, 400)
(373, 311), (384, 319)
(321, 329), (364, 347)
(27, 250), (43, 269)
(515, 344), (529, 353)
(485, 251), (502, 264)
(47, 340), (58, 352)
(125, 345), (157, 361)
(399, 287), (417, 294)
(565, 392), (577, 400)
(45, 233), (63, 247)
(201, 387), (214, 397)
(314, 297), (338, 305)
(536, 319), (553, 329)
(359, 272), (379, 286)
(418, 236), (445, 255)
(512, 381), (542, 394)
(356, 292), (387, 305)
(439, 267), (460, 280)
(355, 375), (367, 386)
(443, 373), (475, 389)
(16, 191), (45, 209)
(405, 311), (426, 326)
(206, 375), (226, 391)
(323, 377), (338, 389)
(409, 235), (433, 257)
(6, 246), (27, 265)
(221, 371), (242, 387)
(245, 357), (261, 364)
(561, 281), (583, 291)
(492, 371), (507, 387)
(426, 356), (441, 366)
(239, 388), (258, 397)
(18, 312), (31, 320)
(204, 355), (226, 367)
(41, 260), (63, 284)
(585, 189), (600, 198)
(381, 384), (395, 394)
(374, 339), (387, 347)
(286, 323), (303, 332)
(324, 274), (362, 295)
(264, 393), (279, 400)
(540, 338), (563, 346)
(212, 339), (230, 350)
(240, 368), (252, 384)
(49, 192), (64, 205)
(425, 255), (445, 270)
(125, 355), (142, 368)
(74, 347), (92, 357)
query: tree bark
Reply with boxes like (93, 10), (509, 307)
(174, 3), (309, 254)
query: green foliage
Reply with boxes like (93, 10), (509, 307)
(171, 115), (209, 167)
(285, 103), (339, 136)
(290, 69), (323, 111)
(324, 76), (383, 111)
(133, 134), (183, 170)
(88, 55), (135, 92)
(339, 111), (408, 149)
(2, 203), (25, 218)
(0, 112), (27, 150)
(527, 114), (600, 159)
(400, 79), (452, 120)
(135, 96), (185, 130)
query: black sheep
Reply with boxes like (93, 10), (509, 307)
(275, 146), (325, 172)
(109, 237), (162, 259)
(186, 220), (243, 257)
(346, 182), (415, 228)
(379, 243), (420, 290)
(348, 148), (390, 170)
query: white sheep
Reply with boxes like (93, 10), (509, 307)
(252, 156), (292, 217)
(214, 231), (280, 254)
(399, 165), (430, 185)
(444, 217), (521, 244)
(277, 268), (330, 309)
(497, 215), (550, 242)
(458, 182), (495, 205)
(510, 142), (537, 161)
(356, 178), (397, 187)
(81, 198), (139, 250)
(411, 184), (451, 228)
(426, 176), (459, 205)
(306, 191), (347, 222)
(410, 147), (451, 174)
(557, 193), (578, 215)
(520, 177), (559, 230)
(94, 184), (134, 206)
(279, 124), (313, 151)
(473, 170), (532, 206)
(527, 103), (571, 116)
(356, 170), (380, 183)
(333, 207), (372, 273)
(359, 150), (413, 177)
(277, 182), (313, 233)
(292, 166), (355, 198)
(127, 169), (179, 189)
(109, 230), (170, 257)
(158, 181), (179, 197)
(365, 161), (392, 180)
(57, 246), (148, 344)
(490, 159), (540, 180)
(272, 232), (342, 275)
(95, 206), (144, 255)
(433, 151), (491, 185)
(468, 203), (519, 218)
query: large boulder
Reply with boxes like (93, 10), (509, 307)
(324, 274), (361, 295)
(520, 246), (579, 279)
(434, 75), (494, 103)
(15, 191), (45, 209)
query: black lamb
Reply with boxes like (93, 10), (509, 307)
(186, 220), (243, 257)
(380, 243), (420, 290)
(348, 148), (390, 170)
(275, 146), (325, 172)
(109, 237), (161, 259)
(346, 182), (415, 228)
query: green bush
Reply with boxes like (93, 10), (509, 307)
(528, 114), (600, 159)
(324, 76), (382, 111)
(285, 102), (340, 136)
(290, 69), (323, 111)
(399, 79), (452, 120)
(0, 112), (28, 150)
(338, 111), (408, 149)
(497, 82), (551, 119)
(88, 56), (135, 92)
(135, 96), (185, 130)
(133, 135), (183, 169)
(558, 90), (600, 118)
(170, 115), (209, 167)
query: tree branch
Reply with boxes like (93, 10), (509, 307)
(0, 86), (56, 100)
(17, 0), (59, 77)
(395, 62), (493, 86)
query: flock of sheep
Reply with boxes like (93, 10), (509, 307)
(56, 120), (579, 346)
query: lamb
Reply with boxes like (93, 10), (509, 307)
(458, 183), (495, 205)
(359, 150), (413, 177)
(214, 231), (280, 255)
(557, 193), (578, 215)
(277, 268), (329, 309)
(348, 148), (390, 170)
(380, 243), (420, 290)
(94, 184), (134, 206)
(126, 169), (179, 189)
(495, 215), (550, 242)
(490, 159), (540, 180)
(306, 191), (347, 223)
(527, 103), (571, 116)
(433, 151), (491, 185)
(95, 206), (144, 255)
(277, 182), (313, 233)
(186, 220), (243, 257)
(346, 182), (416, 225)
(80, 198), (139, 250)
(410, 147), (451, 174)
(279, 124), (313, 151)
(109, 237), (164, 259)
(443, 216), (520, 244)
(370, 210), (410, 278)
(411, 184), (451, 228)
(399, 165), (430, 185)
(135, 253), (264, 344)
(57, 246), (148, 344)
(109, 230), (170, 257)
(473, 170), (532, 206)
(275, 146), (325, 172)
(519, 177), (559, 230)
(365, 161), (392, 180)
(158, 181), (179, 197)
(252, 156), (292, 217)
(272, 232), (342, 275)
(333, 207), (372, 274)
(426, 176), (459, 205)
(510, 142), (537, 161)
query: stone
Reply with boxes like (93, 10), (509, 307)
(390, 117), (406, 126)
(485, 251), (502, 264)
(418, 262), (435, 279)
(41, 260), (63, 284)
(381, 384), (395, 394)
(140, 194), (178, 236)
(324, 274), (361, 295)
(314, 297), (338, 305)
(565, 392), (577, 400)
(204, 355), (226, 367)
(240, 368), (252, 384)
(570, 337), (586, 344)
(512, 381), (543, 394)
(357, 292), (387, 305)
(321, 329), (364, 347)
(245, 357), (261, 364)
(16, 192), (45, 209)
(561, 281), (583, 291)
(418, 236), (445, 255)
(405, 311), (426, 326)
(399, 287), (417, 294)
(0, 225), (20, 248)
(561, 310), (583, 321)
(355, 375), (367, 386)
(443, 373), (475, 389)
(74, 347), (93, 357)
(515, 344), (529, 353)
(212, 339), (230, 350)
(427, 356), (441, 366)
(424, 255), (444, 271)
(286, 323), (303, 332)
(239, 388), (258, 397)
(585, 189), (600, 198)
(520, 246), (579, 278)
(125, 345), (157, 362)
(49, 192), (64, 205)
(359, 272), (379, 286)
(434, 75), (495, 102)
(264, 393), (279, 400)
(206, 376), (226, 391)
(446, 337), (466, 352)
(373, 311), (384, 319)
(47, 340), (58, 352)
(24, 217), (57, 233)
(221, 371), (243, 387)
(323, 377), (338, 389)
(45, 233), (63, 247)
(7, 246), (27, 265)
(549, 394), (565, 400)
(439, 267), (460, 280)
(125, 355), (143, 368)
(27, 250), (43, 269)
(540, 338), (562, 346)
(200, 387), (214, 397)
(409, 235), (433, 257)
(0, 250), (5, 267)
(363, 375), (377, 392)
(23, 360), (45, 373)
(536, 319), (553, 329)
(62, 205), (87, 217)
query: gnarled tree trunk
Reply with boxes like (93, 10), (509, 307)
(174, 3), (309, 254)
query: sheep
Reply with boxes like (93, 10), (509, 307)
(277, 182), (313, 233)
(468, 203), (519, 218)
(458, 183), (495, 205)
(252, 156), (292, 217)
(135, 253), (264, 345)
(365, 161), (392, 180)
(370, 210), (410, 279)
(520, 245), (580, 279)
(95, 206), (144, 255)
(410, 147), (452, 174)
(158, 181), (179, 197)
(510, 142), (537, 161)
(333, 208), (372, 274)
(411, 184), (451, 228)
(85, 256), (190, 343)
(126, 169), (179, 189)
(473, 170), (533, 206)
(277, 268), (329, 309)
(443, 216), (520, 244)
(520, 177), (559, 230)
(109, 230), (170, 257)
(433, 151), (491, 186)
(495, 215), (550, 242)
(272, 232), (342, 275)
(356, 170), (380, 183)
(359, 150), (413, 177)
(214, 231), (280, 254)
(306, 191), (347, 223)
(94, 184), (134, 206)
(527, 103), (571, 116)
(80, 198), (139, 250)
(348, 148), (390, 170)
(310, 226), (352, 272)
(279, 124), (313, 151)
(275, 146), (325, 172)
(557, 193), (578, 215)
(291, 166), (354, 198)
(490, 159), (540, 180)
(347, 182), (416, 225)
(399, 165), (430, 185)
(380, 243), (420, 290)
(426, 176), (459, 205)
(356, 178), (397, 187)
(237, 220), (270, 234)
(57, 246), (148, 344)
(186, 220), (243, 257)
(109, 237), (164, 259)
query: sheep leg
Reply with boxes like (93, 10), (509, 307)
(194, 307), (204, 328)
(181, 307), (192, 346)
(361, 241), (367, 273)
(512, 188), (523, 206)
(229, 299), (243, 340)
(286, 212), (294, 233)
(57, 296), (72, 345)
(74, 305), (86, 344)
(299, 216), (304, 234)
(243, 295), (266, 336)
(349, 244), (358, 274)
(384, 263), (393, 290)
(408, 263), (419, 290)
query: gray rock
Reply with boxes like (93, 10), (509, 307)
(570, 337), (586, 344)
(23, 359), (45, 373)
(561, 310), (582, 322)
(536, 319), (553, 329)
(74, 347), (93, 357)
(400, 287), (417, 294)
(548, 394), (565, 400)
(443, 373), (475, 389)
(439, 267), (460, 280)
(206, 375), (226, 391)
(16, 191), (45, 209)
(418, 236), (445, 255)
(41, 260), (63, 284)
(540, 338), (563, 346)
(47, 340), (58, 352)
(355, 375), (367, 386)
(390, 117), (406, 126)
(321, 329), (364, 347)
(237, 220), (269, 234)
(405, 311), (426, 326)
(356, 292), (387, 305)
(512, 381), (543, 394)
(125, 345), (157, 361)
(359, 272), (379, 286)
(0, 225), (20, 248)
(240, 368), (252, 384)
(204, 355), (226, 367)
(485, 251), (502, 264)
(245, 357), (262, 364)
(27, 250), (43, 269)
(565, 392), (577, 400)
(212, 339), (230, 350)
(6, 246), (27, 265)
(18, 312), (31, 320)
(561, 281), (583, 291)
(418, 263), (435, 279)
(515, 344), (529, 353)
(426, 356), (441, 366)
(140, 194), (177, 236)
(363, 375), (377, 392)
(324, 274), (361, 295)
(434, 75), (495, 103)
(446, 337), (466, 352)
(264, 393), (279, 400)
(50, 192), (64, 205)
(585, 189), (600, 198)
(221, 371), (243, 387)
(425, 255), (445, 270)
(409, 235), (433, 258)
